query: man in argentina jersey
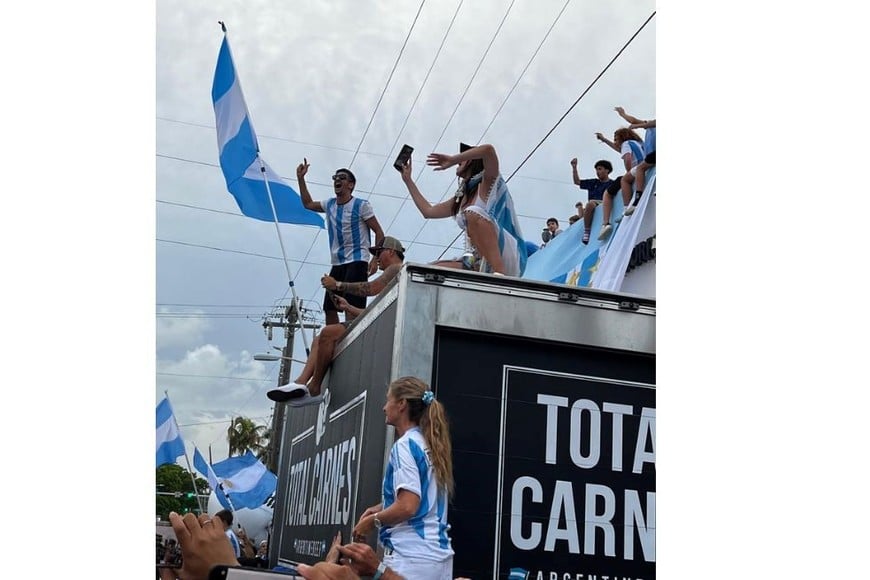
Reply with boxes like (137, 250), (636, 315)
(380, 427), (454, 572)
(296, 158), (385, 325)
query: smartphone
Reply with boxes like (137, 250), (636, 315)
(325, 289), (341, 306)
(393, 144), (413, 171)
(209, 565), (302, 579)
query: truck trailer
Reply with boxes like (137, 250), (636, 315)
(270, 263), (656, 579)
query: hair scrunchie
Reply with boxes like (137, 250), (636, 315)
(421, 390), (435, 405)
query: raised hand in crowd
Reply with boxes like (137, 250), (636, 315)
(168, 511), (239, 580)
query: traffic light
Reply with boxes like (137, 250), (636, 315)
(186, 492), (195, 499)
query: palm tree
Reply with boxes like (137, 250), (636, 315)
(226, 416), (269, 459)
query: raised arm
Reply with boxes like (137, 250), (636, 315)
(630, 119), (656, 130)
(570, 157), (583, 186)
(400, 158), (456, 218)
(614, 106), (644, 125)
(296, 158), (324, 212)
(595, 132), (619, 153)
(427, 143), (500, 202)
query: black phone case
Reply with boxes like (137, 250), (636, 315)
(393, 144), (414, 171)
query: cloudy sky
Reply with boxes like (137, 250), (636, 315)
(9, 1), (867, 575)
(156, 0), (656, 461)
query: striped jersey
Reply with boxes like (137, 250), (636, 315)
(323, 197), (375, 265)
(380, 427), (453, 563)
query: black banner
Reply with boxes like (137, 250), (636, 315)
(278, 394), (368, 563)
(495, 368), (655, 580)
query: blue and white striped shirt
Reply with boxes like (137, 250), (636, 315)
(380, 427), (453, 563)
(323, 197), (375, 265)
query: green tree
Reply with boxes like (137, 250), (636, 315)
(156, 464), (208, 521)
(227, 416), (269, 458)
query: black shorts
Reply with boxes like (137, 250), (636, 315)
(606, 177), (624, 196)
(644, 151), (655, 165)
(324, 261), (369, 313)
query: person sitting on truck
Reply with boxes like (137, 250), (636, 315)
(595, 127), (644, 240)
(266, 237), (406, 408)
(613, 106), (655, 216)
(399, 142), (526, 277)
(570, 157), (614, 244)
(352, 377), (455, 580)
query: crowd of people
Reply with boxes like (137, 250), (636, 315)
(565, 106), (656, 243)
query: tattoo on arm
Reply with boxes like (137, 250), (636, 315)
(341, 264), (401, 297)
(341, 280), (372, 297)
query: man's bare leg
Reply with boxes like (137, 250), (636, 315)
(306, 323), (347, 397)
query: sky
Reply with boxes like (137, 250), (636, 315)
(7, 0), (869, 576)
(155, 0), (656, 462)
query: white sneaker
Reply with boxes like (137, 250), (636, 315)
(267, 383), (308, 403)
(598, 223), (612, 240)
(624, 204), (636, 217)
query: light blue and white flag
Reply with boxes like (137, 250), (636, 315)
(210, 450), (278, 510)
(193, 447), (220, 493)
(591, 170), (656, 291)
(194, 447), (233, 510)
(212, 34), (324, 228)
(156, 397), (185, 467)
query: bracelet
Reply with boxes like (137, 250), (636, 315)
(337, 281), (343, 291)
(372, 561), (388, 580)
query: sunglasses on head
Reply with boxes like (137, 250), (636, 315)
(332, 173), (350, 181)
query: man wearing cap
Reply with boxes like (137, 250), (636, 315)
(297, 158), (385, 325)
(268, 236), (405, 407)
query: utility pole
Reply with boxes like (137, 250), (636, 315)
(263, 300), (319, 473)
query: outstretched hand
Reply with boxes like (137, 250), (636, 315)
(614, 106), (626, 115)
(169, 511), (239, 580)
(426, 152), (457, 171)
(297, 158), (310, 179)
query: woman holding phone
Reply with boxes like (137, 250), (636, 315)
(352, 377), (455, 580)
(399, 142), (526, 277)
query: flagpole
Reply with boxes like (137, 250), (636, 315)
(257, 154), (311, 356)
(165, 390), (205, 514)
(219, 21), (311, 356)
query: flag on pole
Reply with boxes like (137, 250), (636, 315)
(210, 450), (278, 510)
(193, 447), (220, 493)
(156, 397), (185, 467)
(193, 447), (233, 510)
(212, 34), (324, 227)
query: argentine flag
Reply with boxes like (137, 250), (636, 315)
(212, 35), (324, 228)
(156, 397), (185, 467)
(209, 450), (278, 510)
(194, 447), (233, 510)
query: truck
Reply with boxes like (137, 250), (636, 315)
(270, 263), (656, 579)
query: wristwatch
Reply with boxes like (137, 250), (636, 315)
(372, 561), (388, 580)
(373, 513), (383, 529)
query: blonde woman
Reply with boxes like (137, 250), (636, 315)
(353, 377), (455, 580)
